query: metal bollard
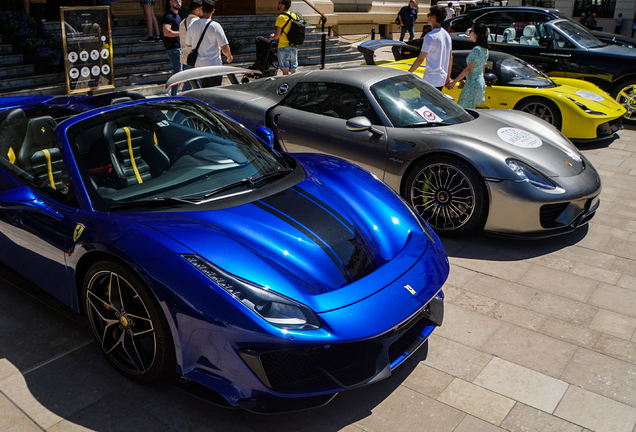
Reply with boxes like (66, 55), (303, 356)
(371, 27), (375, 40)
(321, 33), (326, 70)
(328, 25), (332, 37)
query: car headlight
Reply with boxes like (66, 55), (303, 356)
(567, 97), (605, 116)
(182, 255), (321, 330)
(506, 159), (556, 190)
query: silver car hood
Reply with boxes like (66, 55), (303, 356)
(448, 109), (585, 178)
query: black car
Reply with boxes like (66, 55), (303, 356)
(449, 16), (636, 123)
(443, 6), (636, 48)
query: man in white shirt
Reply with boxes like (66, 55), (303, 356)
(180, 0), (202, 71)
(408, 4), (453, 90)
(445, 2), (455, 21)
(185, 0), (233, 86)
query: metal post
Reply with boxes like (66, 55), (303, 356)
(320, 32), (326, 70)
(371, 27), (376, 40)
(328, 25), (332, 37)
(321, 16), (327, 32)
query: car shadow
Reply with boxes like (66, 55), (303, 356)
(0, 263), (431, 432)
(440, 224), (590, 261)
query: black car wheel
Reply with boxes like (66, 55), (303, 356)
(405, 156), (488, 236)
(84, 261), (175, 382)
(612, 79), (636, 124)
(515, 98), (562, 130)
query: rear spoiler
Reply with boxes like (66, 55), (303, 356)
(357, 39), (422, 65)
(166, 66), (262, 89)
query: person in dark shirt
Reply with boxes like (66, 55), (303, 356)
(398, 0), (418, 41)
(163, 0), (182, 95)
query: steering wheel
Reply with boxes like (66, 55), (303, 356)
(409, 96), (427, 109)
(172, 136), (210, 162)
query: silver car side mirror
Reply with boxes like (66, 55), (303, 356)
(346, 116), (384, 136)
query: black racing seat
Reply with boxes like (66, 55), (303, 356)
(0, 108), (28, 165)
(18, 116), (69, 193)
(103, 120), (170, 187)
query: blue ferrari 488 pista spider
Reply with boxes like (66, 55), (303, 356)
(0, 92), (448, 412)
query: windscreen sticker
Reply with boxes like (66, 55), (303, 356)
(497, 128), (542, 148)
(576, 90), (604, 102)
(416, 106), (443, 123)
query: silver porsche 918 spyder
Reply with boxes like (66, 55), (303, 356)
(168, 66), (601, 238)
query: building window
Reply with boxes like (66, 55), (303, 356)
(521, 0), (555, 7)
(573, 0), (616, 19)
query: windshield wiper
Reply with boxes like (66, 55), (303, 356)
(109, 196), (198, 211)
(404, 122), (454, 128)
(202, 168), (294, 199)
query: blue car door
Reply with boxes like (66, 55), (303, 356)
(0, 117), (79, 308)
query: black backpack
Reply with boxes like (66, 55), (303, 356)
(282, 12), (305, 46)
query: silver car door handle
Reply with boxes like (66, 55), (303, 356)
(540, 53), (571, 58)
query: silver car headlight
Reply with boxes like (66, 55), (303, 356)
(506, 159), (556, 190)
(182, 255), (321, 330)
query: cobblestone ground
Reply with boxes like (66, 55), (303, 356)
(1, 127), (636, 432)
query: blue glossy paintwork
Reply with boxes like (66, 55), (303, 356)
(0, 95), (449, 410)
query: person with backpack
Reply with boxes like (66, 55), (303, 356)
(269, 0), (303, 75)
(185, 0), (232, 87)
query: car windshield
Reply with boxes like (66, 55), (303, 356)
(370, 75), (473, 128)
(553, 20), (605, 48)
(66, 99), (289, 211)
(497, 57), (555, 87)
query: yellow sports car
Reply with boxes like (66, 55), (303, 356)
(360, 41), (625, 143)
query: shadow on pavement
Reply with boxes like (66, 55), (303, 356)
(0, 263), (427, 432)
(440, 224), (590, 261)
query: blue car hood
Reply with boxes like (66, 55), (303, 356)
(128, 155), (430, 312)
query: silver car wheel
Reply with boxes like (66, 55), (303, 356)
(84, 262), (175, 382)
(516, 98), (562, 129)
(410, 162), (476, 232)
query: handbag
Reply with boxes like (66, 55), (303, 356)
(187, 20), (212, 67)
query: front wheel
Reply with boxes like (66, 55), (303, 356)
(611, 79), (636, 124)
(84, 261), (175, 382)
(514, 97), (562, 130)
(404, 156), (488, 236)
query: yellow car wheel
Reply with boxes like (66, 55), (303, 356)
(612, 79), (636, 124)
(514, 97), (562, 130)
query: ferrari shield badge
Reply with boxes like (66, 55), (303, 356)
(73, 224), (85, 242)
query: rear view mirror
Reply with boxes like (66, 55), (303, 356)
(539, 35), (553, 47)
(346, 116), (384, 136)
(484, 72), (498, 85)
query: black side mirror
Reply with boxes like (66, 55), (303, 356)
(484, 72), (497, 86)
(539, 35), (553, 47)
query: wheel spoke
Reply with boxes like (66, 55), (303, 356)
(121, 330), (147, 374)
(109, 272), (125, 312)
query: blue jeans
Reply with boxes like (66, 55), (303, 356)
(278, 45), (298, 71)
(166, 48), (182, 96)
(181, 63), (194, 91)
(400, 25), (415, 41)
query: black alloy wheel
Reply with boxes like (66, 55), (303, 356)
(84, 261), (175, 382)
(405, 156), (488, 236)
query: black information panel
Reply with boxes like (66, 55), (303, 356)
(61, 7), (115, 95)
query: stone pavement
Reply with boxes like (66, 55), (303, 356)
(1, 127), (636, 432)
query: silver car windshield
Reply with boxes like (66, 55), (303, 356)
(67, 100), (288, 211)
(498, 57), (555, 87)
(370, 75), (473, 128)
(553, 20), (605, 48)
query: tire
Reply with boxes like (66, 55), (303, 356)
(84, 261), (175, 382)
(404, 156), (488, 236)
(611, 79), (636, 124)
(514, 97), (562, 130)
